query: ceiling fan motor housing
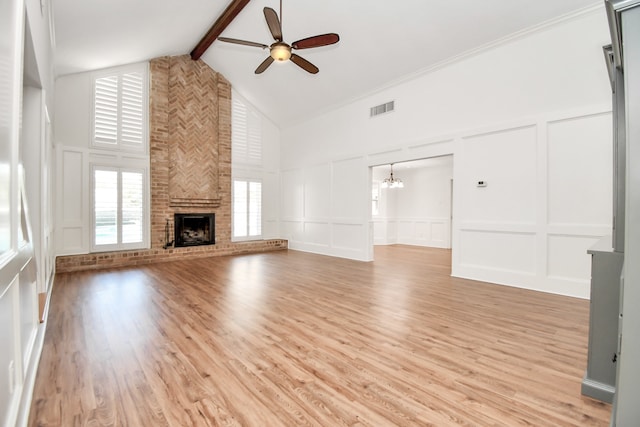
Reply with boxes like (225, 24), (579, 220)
(270, 42), (292, 61)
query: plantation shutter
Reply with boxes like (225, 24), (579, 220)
(93, 70), (145, 149)
(93, 167), (145, 249)
(121, 72), (144, 147)
(233, 179), (262, 240)
(94, 169), (118, 245)
(232, 94), (262, 165)
(247, 110), (261, 164)
(121, 171), (144, 243)
(233, 180), (248, 238)
(232, 98), (248, 162)
(248, 181), (262, 236)
(94, 76), (119, 145)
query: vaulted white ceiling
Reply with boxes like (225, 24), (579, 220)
(53, 0), (601, 128)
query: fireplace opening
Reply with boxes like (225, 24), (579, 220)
(174, 213), (215, 247)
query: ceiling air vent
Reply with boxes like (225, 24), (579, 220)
(370, 101), (395, 117)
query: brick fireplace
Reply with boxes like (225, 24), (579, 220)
(174, 213), (215, 247)
(55, 56), (286, 273)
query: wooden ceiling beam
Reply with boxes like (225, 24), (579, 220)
(190, 0), (252, 60)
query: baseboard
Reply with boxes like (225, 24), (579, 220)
(582, 375), (615, 403)
(15, 275), (55, 426)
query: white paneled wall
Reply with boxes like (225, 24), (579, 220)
(396, 218), (450, 247)
(547, 114), (612, 227)
(261, 171), (281, 239)
(58, 148), (87, 254)
(453, 111), (611, 298)
(460, 126), (537, 224)
(279, 8), (612, 298)
(455, 124), (540, 287)
(55, 68), (152, 255)
(285, 108), (612, 297)
(280, 156), (370, 260)
(1, 0), (56, 424)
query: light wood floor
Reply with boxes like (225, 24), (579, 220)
(29, 246), (611, 426)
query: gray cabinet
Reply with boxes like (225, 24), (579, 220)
(581, 236), (623, 403)
(605, 1), (640, 424)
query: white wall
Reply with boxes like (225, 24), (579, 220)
(455, 113), (612, 297)
(54, 72), (99, 254)
(0, 0), (56, 425)
(279, 7), (612, 298)
(373, 157), (453, 248)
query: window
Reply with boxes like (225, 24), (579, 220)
(232, 91), (262, 165)
(88, 63), (149, 254)
(233, 179), (262, 240)
(93, 64), (148, 151)
(92, 166), (147, 251)
(0, 164), (9, 255)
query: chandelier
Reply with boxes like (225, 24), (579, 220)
(380, 163), (404, 189)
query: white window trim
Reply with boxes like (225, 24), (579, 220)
(232, 178), (263, 242)
(91, 62), (149, 154)
(90, 163), (150, 252)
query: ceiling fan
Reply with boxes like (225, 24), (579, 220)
(217, 0), (340, 74)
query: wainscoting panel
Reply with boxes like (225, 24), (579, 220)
(396, 218), (451, 248)
(304, 221), (330, 246)
(280, 220), (303, 244)
(57, 148), (88, 255)
(460, 125), (537, 224)
(372, 219), (398, 245)
(547, 113), (612, 227)
(0, 275), (18, 425)
(60, 228), (83, 254)
(332, 223), (365, 251)
(304, 164), (331, 220)
(547, 234), (599, 282)
(331, 157), (367, 220)
(262, 172), (280, 239)
(431, 221), (448, 245)
(61, 150), (83, 222)
(263, 220), (279, 240)
(280, 169), (304, 220)
(459, 229), (536, 275)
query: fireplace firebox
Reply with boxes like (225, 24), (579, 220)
(174, 213), (215, 247)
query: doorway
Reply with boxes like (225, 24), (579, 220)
(370, 155), (454, 255)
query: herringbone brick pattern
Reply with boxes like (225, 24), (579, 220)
(168, 55), (221, 207)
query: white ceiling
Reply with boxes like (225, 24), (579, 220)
(52, 0), (601, 128)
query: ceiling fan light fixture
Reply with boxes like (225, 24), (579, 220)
(218, 1), (339, 74)
(270, 43), (292, 61)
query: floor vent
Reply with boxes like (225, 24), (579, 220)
(370, 101), (395, 117)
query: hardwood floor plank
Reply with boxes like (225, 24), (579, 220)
(29, 246), (611, 426)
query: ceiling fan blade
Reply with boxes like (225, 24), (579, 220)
(292, 33), (340, 50)
(255, 56), (275, 74)
(218, 37), (269, 49)
(290, 54), (319, 74)
(263, 7), (283, 41)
